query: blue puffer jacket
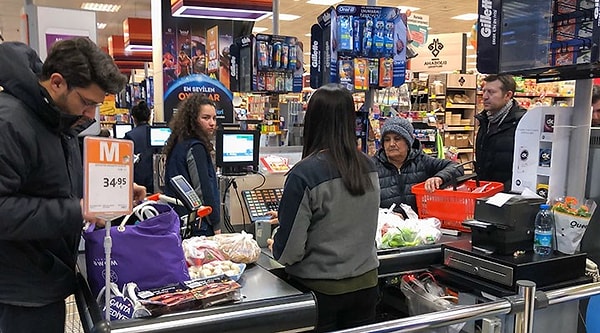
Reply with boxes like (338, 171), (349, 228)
(373, 144), (464, 213)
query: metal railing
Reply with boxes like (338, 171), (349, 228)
(335, 281), (600, 333)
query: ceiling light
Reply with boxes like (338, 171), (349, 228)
(80, 3), (121, 12)
(466, 54), (477, 58)
(277, 13), (301, 21)
(451, 13), (478, 21)
(397, 6), (420, 12)
(307, 0), (343, 5)
(252, 27), (268, 33)
(466, 62), (477, 65)
(96, 22), (107, 30)
(305, 33), (311, 37)
(171, 1), (272, 21)
(466, 45), (475, 50)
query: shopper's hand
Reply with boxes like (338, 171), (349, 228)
(424, 177), (443, 192)
(132, 183), (147, 203)
(265, 211), (279, 225)
(267, 238), (274, 252)
(80, 199), (106, 227)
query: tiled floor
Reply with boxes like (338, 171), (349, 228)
(65, 295), (83, 333)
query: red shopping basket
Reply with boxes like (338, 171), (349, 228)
(411, 180), (504, 232)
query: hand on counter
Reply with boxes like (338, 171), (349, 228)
(267, 238), (274, 253)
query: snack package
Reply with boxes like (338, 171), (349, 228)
(212, 232), (261, 264)
(137, 275), (242, 316)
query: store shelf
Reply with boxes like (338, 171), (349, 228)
(445, 126), (475, 132)
(446, 104), (476, 109)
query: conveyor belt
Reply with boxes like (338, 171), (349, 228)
(75, 264), (317, 333)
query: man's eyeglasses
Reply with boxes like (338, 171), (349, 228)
(75, 89), (103, 108)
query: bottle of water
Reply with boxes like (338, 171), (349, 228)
(534, 204), (554, 256)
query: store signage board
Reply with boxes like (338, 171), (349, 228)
(83, 136), (133, 218)
(410, 32), (465, 73)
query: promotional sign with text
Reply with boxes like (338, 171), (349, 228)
(83, 137), (133, 217)
(410, 32), (465, 73)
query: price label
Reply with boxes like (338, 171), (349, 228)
(83, 137), (134, 217)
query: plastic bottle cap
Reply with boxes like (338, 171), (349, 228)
(540, 204), (550, 209)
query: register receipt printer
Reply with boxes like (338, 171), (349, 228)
(463, 196), (545, 255)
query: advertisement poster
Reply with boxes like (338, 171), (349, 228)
(406, 13), (429, 48)
(45, 28), (90, 52)
(207, 26), (219, 78)
(161, 0), (244, 122)
(163, 74), (233, 125)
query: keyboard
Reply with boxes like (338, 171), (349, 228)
(241, 188), (284, 222)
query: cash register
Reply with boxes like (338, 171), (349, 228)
(438, 195), (588, 294)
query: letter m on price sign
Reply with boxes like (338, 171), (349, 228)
(83, 136), (134, 217)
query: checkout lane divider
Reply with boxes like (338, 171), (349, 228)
(334, 281), (600, 333)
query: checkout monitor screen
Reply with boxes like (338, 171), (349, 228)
(216, 129), (260, 173)
(149, 126), (172, 148)
(113, 123), (133, 139)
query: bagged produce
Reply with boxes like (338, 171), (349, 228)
(182, 237), (227, 266)
(212, 231), (261, 264)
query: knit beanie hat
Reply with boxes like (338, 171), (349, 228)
(381, 117), (415, 147)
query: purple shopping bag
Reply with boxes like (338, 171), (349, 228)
(83, 202), (190, 296)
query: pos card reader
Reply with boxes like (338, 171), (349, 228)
(169, 175), (203, 212)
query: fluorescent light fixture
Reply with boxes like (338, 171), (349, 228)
(466, 45), (475, 50)
(305, 33), (311, 37)
(466, 54), (477, 58)
(81, 2), (121, 12)
(466, 62), (477, 65)
(276, 13), (301, 21)
(125, 44), (153, 52)
(171, 1), (271, 21)
(397, 6), (420, 12)
(303, 52), (310, 55)
(307, 0), (343, 5)
(252, 27), (269, 33)
(451, 13), (478, 20)
(96, 22), (107, 29)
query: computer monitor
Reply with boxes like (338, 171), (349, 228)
(216, 129), (260, 176)
(113, 123), (133, 139)
(148, 126), (172, 148)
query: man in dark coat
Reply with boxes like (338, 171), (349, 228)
(0, 38), (142, 333)
(373, 117), (464, 213)
(475, 74), (526, 191)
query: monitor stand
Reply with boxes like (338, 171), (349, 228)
(221, 166), (250, 176)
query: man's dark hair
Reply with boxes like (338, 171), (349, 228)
(40, 37), (127, 94)
(131, 101), (151, 123)
(593, 85), (600, 105)
(483, 74), (516, 94)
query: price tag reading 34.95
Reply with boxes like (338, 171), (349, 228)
(83, 136), (134, 218)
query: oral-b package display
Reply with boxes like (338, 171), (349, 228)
(310, 5), (407, 90)
(229, 33), (303, 93)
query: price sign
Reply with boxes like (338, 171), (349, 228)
(83, 136), (134, 217)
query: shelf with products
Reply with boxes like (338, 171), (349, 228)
(427, 73), (478, 164)
(476, 76), (575, 110)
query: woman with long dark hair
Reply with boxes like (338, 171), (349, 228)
(163, 94), (220, 235)
(272, 84), (380, 332)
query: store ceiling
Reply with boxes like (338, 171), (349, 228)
(0, 0), (477, 65)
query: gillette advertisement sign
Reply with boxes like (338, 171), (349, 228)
(477, 0), (501, 74)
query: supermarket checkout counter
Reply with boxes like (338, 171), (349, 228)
(75, 263), (316, 333)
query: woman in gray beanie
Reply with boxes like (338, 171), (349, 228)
(373, 116), (464, 213)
